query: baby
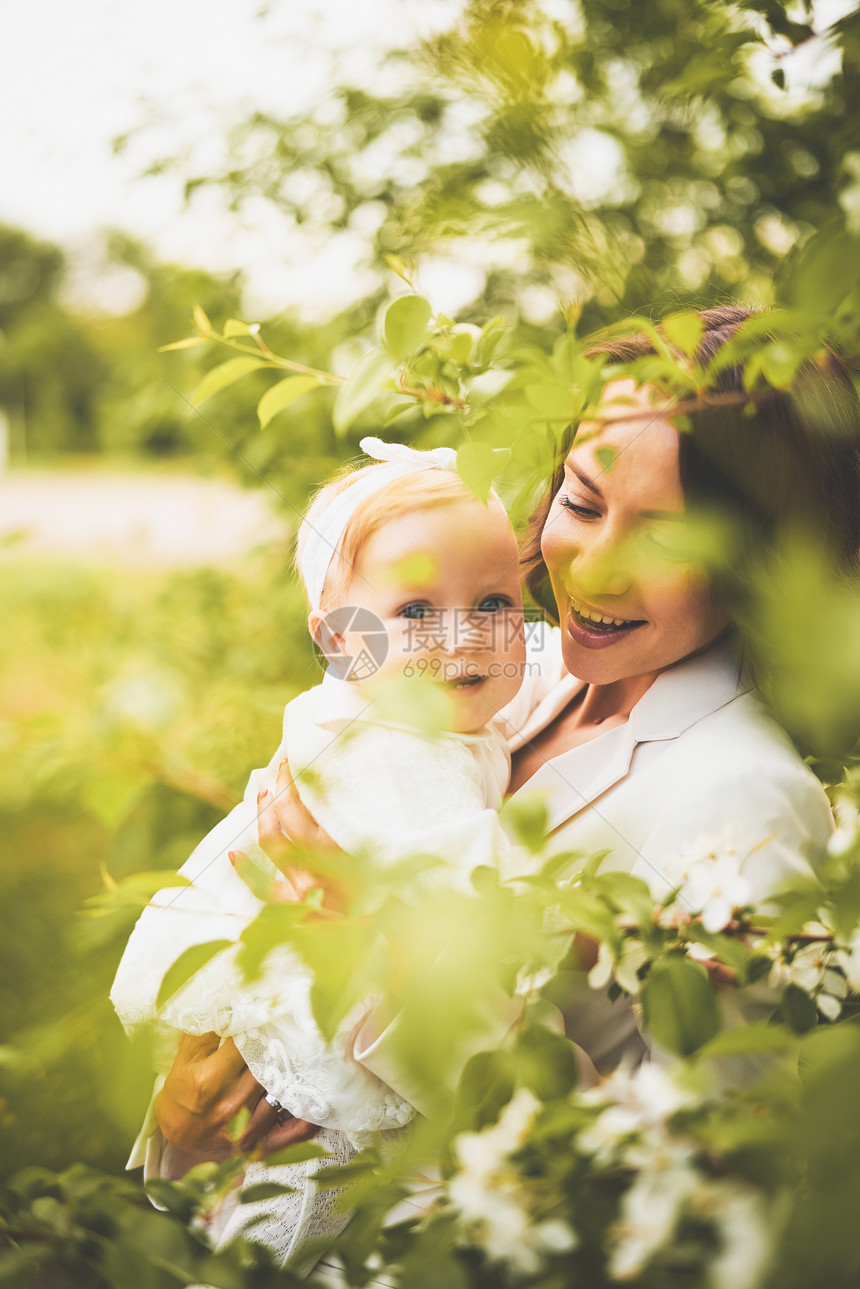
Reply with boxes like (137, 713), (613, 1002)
(110, 436), (533, 1271)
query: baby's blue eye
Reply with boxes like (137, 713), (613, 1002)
(477, 595), (509, 613)
(399, 603), (430, 619)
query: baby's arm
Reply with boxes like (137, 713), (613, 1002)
(233, 996), (416, 1143)
(110, 704), (307, 1043)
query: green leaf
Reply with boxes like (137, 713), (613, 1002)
(156, 940), (233, 1009)
(455, 1049), (517, 1131)
(158, 336), (206, 352)
(264, 1140), (332, 1167)
(385, 254), (414, 286)
(591, 871), (655, 928)
(237, 900), (311, 981)
(192, 303), (212, 334)
(682, 924), (751, 976)
(514, 1025), (579, 1100)
(223, 318), (257, 337)
(257, 375), (321, 428)
(239, 1180), (299, 1203)
(554, 886), (622, 949)
(780, 982), (819, 1033)
(455, 441), (511, 504)
(296, 920), (386, 1041)
(384, 295), (433, 361)
(697, 1023), (798, 1060)
(86, 869), (191, 914)
(662, 311), (704, 358)
(228, 1105), (251, 1141)
(332, 349), (396, 435)
(640, 954), (720, 1055)
(594, 445), (617, 474)
(383, 397), (418, 426)
(190, 356), (269, 406)
(500, 791), (550, 854)
(524, 383), (572, 420)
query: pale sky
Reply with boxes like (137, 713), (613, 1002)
(4, 0), (463, 315)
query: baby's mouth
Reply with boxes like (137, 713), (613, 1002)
(570, 596), (646, 636)
(447, 673), (486, 689)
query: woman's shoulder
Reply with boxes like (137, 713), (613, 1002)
(635, 689), (833, 896)
(678, 687), (820, 783)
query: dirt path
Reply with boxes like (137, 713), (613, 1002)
(0, 468), (289, 566)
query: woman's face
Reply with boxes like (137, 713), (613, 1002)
(541, 379), (731, 685)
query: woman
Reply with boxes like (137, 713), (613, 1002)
(154, 305), (860, 1229)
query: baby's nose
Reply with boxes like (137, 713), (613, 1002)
(446, 607), (497, 652)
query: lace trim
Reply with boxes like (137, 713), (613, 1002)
(213, 1127), (359, 1275)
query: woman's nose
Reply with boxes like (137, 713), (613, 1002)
(568, 541), (633, 599)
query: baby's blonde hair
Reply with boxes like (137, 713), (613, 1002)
(296, 461), (482, 611)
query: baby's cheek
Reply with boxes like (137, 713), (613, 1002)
(496, 636), (529, 702)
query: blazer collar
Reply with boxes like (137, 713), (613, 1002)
(509, 633), (752, 832)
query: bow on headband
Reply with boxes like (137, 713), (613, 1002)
(299, 436), (460, 612)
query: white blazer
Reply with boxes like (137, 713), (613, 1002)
(357, 628), (834, 1093)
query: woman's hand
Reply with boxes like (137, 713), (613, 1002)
(233, 756), (348, 910)
(155, 1032), (319, 1159)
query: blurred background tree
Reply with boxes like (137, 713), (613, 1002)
(4, 0), (859, 469)
(168, 0), (860, 329)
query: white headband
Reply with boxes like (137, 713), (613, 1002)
(299, 435), (459, 612)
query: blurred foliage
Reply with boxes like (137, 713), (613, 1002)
(0, 553), (317, 1186)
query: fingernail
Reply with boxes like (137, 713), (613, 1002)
(257, 788), (268, 803)
(228, 851), (237, 865)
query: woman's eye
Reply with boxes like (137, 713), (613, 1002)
(476, 595), (510, 613)
(641, 528), (685, 562)
(398, 603), (429, 620)
(560, 495), (599, 519)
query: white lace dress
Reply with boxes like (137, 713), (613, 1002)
(110, 670), (516, 1271)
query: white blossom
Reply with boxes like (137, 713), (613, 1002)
(608, 1139), (700, 1279)
(828, 798), (859, 857)
(448, 1089), (578, 1277)
(662, 826), (754, 933)
(697, 1182), (776, 1289)
(588, 938), (648, 995)
(453, 1088), (539, 1182)
(787, 942), (848, 1019)
(579, 1061), (698, 1160)
(789, 941), (829, 992)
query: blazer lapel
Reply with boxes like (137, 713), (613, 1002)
(518, 722), (638, 832)
(509, 634), (752, 834)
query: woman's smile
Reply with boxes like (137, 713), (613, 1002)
(566, 596), (647, 650)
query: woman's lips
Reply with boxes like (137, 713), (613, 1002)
(566, 605), (646, 650)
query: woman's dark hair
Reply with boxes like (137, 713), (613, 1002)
(521, 305), (860, 619)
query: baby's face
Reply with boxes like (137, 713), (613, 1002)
(329, 496), (526, 733)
